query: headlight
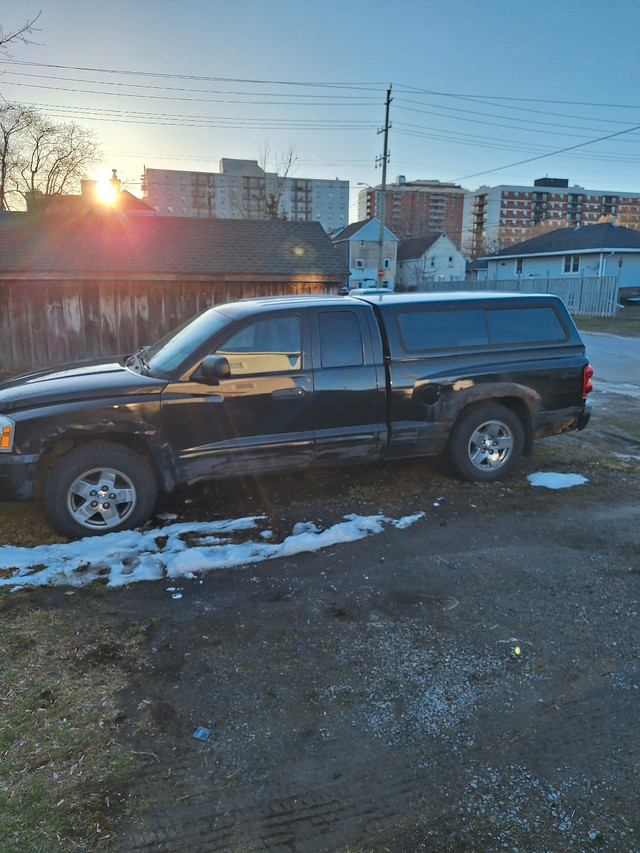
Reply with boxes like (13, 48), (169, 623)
(0, 415), (15, 452)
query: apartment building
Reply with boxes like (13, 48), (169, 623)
(468, 177), (640, 256)
(142, 160), (349, 233)
(357, 176), (467, 244)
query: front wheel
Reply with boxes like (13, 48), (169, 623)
(448, 404), (525, 482)
(44, 442), (157, 538)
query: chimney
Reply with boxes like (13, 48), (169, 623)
(109, 169), (121, 196)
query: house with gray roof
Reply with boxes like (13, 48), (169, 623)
(395, 233), (466, 291)
(0, 210), (347, 374)
(331, 218), (398, 290)
(482, 223), (640, 300)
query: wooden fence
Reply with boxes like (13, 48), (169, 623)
(0, 277), (336, 377)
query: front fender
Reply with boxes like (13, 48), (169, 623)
(13, 400), (177, 495)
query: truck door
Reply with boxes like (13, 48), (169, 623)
(311, 307), (387, 464)
(161, 311), (315, 481)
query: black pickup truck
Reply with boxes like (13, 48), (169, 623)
(0, 291), (592, 538)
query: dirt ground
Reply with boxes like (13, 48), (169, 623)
(5, 383), (640, 852)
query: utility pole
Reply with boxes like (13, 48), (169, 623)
(376, 85), (392, 281)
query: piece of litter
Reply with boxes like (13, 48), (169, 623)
(193, 727), (210, 741)
(172, 593), (182, 600)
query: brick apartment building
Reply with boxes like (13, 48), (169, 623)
(468, 177), (640, 256)
(357, 176), (467, 245)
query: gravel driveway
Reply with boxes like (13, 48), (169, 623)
(69, 379), (636, 853)
(2, 376), (638, 852)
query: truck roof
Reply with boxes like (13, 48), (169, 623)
(220, 294), (349, 314)
(213, 291), (569, 321)
(349, 291), (561, 306)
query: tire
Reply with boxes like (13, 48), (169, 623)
(44, 442), (157, 538)
(448, 404), (525, 482)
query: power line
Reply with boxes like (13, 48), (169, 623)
(394, 83), (640, 111)
(449, 122), (640, 182)
(1, 69), (381, 105)
(2, 60), (385, 91)
(3, 60), (639, 186)
(395, 98), (637, 134)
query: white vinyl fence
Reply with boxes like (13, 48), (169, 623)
(414, 276), (620, 317)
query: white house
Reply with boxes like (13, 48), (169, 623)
(331, 218), (398, 289)
(482, 223), (640, 300)
(395, 233), (466, 291)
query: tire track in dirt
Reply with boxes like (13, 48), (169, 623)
(121, 761), (434, 852)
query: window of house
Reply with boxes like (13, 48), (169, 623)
(563, 255), (580, 273)
(515, 258), (523, 275)
(383, 258), (391, 269)
(354, 259), (364, 268)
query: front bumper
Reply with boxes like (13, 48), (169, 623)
(0, 453), (39, 501)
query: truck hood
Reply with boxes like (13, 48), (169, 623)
(0, 359), (166, 414)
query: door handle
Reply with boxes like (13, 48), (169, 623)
(271, 387), (306, 399)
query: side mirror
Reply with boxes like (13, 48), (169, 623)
(194, 354), (231, 384)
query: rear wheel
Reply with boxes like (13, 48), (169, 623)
(44, 443), (156, 538)
(449, 404), (525, 482)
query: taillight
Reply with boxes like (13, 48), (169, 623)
(582, 363), (593, 397)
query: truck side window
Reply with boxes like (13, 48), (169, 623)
(318, 311), (364, 368)
(397, 309), (488, 352)
(486, 308), (567, 344)
(217, 316), (301, 375)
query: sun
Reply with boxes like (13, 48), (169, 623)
(96, 180), (117, 205)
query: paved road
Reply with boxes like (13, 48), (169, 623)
(582, 332), (640, 387)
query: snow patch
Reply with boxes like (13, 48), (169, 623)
(527, 472), (588, 490)
(0, 512), (424, 590)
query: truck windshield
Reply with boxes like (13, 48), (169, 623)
(142, 308), (233, 377)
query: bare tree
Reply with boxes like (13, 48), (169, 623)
(0, 11), (42, 57)
(18, 113), (101, 197)
(0, 102), (32, 209)
(464, 233), (503, 260)
(1, 104), (102, 209)
(258, 142), (298, 219)
(1, 13), (43, 207)
(525, 219), (570, 240)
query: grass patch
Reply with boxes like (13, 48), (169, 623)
(576, 302), (640, 336)
(0, 501), (66, 548)
(0, 598), (144, 852)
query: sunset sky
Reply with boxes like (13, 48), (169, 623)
(2, 0), (639, 213)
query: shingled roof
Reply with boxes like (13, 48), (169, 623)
(0, 212), (347, 280)
(397, 234), (444, 261)
(488, 222), (640, 259)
